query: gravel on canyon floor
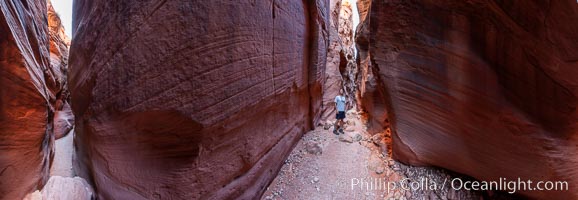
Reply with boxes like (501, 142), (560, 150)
(261, 110), (518, 200)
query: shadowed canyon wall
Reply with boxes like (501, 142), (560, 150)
(365, 0), (578, 199)
(0, 0), (70, 199)
(321, 0), (344, 120)
(69, 0), (329, 199)
(355, 0), (389, 133)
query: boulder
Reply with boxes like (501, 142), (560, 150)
(305, 142), (323, 155)
(338, 134), (354, 143)
(53, 102), (74, 139)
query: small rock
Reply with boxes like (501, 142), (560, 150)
(305, 142), (322, 155)
(375, 166), (385, 174)
(345, 126), (355, 132)
(323, 120), (334, 130)
(346, 120), (356, 126)
(352, 133), (363, 142)
(372, 134), (384, 145)
(405, 191), (412, 198)
(346, 109), (358, 116)
(338, 135), (353, 143)
(313, 177), (319, 182)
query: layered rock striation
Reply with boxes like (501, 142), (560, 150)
(354, 0), (389, 133)
(322, 0), (358, 120)
(69, 1), (329, 199)
(47, 1), (73, 139)
(0, 0), (70, 199)
(367, 0), (578, 199)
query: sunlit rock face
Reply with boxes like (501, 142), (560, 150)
(0, 0), (69, 199)
(322, 0), (358, 120)
(321, 0), (344, 120)
(47, 1), (73, 140)
(368, 0), (578, 199)
(69, 0), (329, 199)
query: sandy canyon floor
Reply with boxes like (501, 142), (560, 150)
(262, 110), (517, 200)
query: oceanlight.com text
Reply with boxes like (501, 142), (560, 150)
(351, 177), (569, 194)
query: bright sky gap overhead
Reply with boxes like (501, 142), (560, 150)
(51, 0), (73, 38)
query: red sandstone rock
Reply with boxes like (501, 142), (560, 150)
(321, 0), (344, 120)
(69, 1), (329, 199)
(368, 0), (578, 199)
(47, 1), (73, 139)
(53, 102), (73, 139)
(337, 1), (359, 111)
(0, 1), (70, 199)
(322, 0), (358, 120)
(355, 0), (388, 133)
(1, 1), (51, 199)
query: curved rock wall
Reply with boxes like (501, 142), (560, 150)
(368, 0), (578, 199)
(322, 0), (358, 120)
(0, 0), (69, 199)
(69, 1), (328, 199)
(321, 0), (344, 120)
(355, 0), (389, 133)
(47, 1), (73, 139)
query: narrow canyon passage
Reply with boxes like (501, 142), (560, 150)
(261, 110), (516, 199)
(49, 129), (74, 177)
(1, 0), (578, 200)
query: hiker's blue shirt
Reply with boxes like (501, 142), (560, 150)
(335, 95), (346, 112)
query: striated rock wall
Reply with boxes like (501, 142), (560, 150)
(47, 1), (73, 139)
(354, 0), (389, 133)
(321, 0), (344, 120)
(0, 0), (69, 199)
(322, 0), (358, 120)
(69, 0), (329, 199)
(368, 0), (578, 199)
(338, 0), (359, 110)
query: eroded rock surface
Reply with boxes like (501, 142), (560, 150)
(69, 1), (329, 199)
(47, 1), (73, 139)
(321, 0), (344, 120)
(0, 0), (69, 199)
(354, 0), (389, 134)
(368, 0), (578, 199)
(322, 0), (358, 120)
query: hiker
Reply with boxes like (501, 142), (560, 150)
(334, 90), (347, 134)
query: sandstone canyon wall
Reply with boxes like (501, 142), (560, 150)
(337, 0), (359, 111)
(47, 2), (73, 140)
(69, 1), (329, 199)
(355, 0), (389, 133)
(321, 0), (344, 120)
(368, 0), (578, 199)
(0, 0), (70, 199)
(322, 0), (358, 120)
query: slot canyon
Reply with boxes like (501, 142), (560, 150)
(0, 0), (577, 199)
